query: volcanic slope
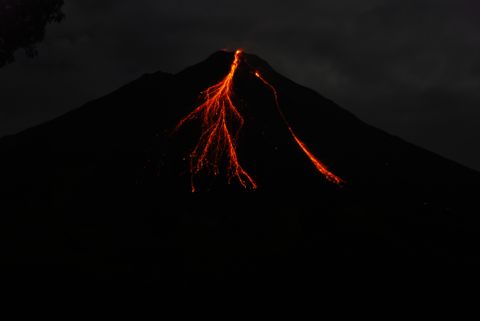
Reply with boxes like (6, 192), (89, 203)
(1, 51), (479, 285)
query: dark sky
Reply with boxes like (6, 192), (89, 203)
(1, 0), (479, 170)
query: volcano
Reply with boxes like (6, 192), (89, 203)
(1, 51), (479, 286)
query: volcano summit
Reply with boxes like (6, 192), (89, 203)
(1, 50), (479, 285)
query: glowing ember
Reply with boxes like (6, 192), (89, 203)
(254, 71), (344, 185)
(175, 50), (257, 192)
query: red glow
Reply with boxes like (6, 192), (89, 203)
(175, 49), (343, 191)
(254, 71), (344, 185)
(176, 50), (257, 192)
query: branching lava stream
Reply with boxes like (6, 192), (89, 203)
(175, 50), (257, 192)
(175, 49), (343, 192)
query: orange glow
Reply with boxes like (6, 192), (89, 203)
(254, 71), (344, 185)
(176, 50), (257, 192)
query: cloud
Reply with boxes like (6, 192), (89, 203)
(0, 0), (479, 169)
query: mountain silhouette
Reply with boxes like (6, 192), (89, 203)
(1, 51), (479, 287)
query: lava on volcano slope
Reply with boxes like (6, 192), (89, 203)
(175, 50), (343, 191)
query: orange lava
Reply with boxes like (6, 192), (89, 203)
(176, 50), (257, 192)
(254, 71), (344, 185)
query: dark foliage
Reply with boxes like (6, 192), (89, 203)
(0, 0), (64, 68)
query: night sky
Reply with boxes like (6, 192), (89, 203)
(1, 0), (479, 171)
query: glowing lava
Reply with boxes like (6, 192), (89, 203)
(254, 71), (344, 185)
(175, 49), (343, 191)
(175, 50), (257, 192)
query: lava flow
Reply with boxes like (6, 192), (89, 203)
(175, 49), (343, 191)
(254, 71), (344, 185)
(175, 50), (257, 192)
